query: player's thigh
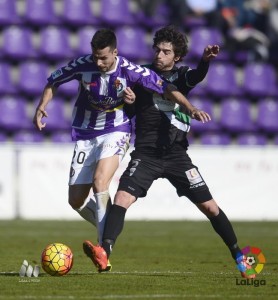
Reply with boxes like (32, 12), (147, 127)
(68, 184), (91, 209)
(165, 155), (212, 203)
(118, 151), (163, 198)
(93, 155), (120, 189)
(69, 140), (96, 185)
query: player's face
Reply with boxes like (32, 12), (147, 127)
(153, 42), (180, 71)
(92, 46), (118, 72)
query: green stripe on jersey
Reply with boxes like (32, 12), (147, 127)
(174, 108), (191, 125)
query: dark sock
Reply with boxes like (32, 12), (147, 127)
(102, 204), (127, 257)
(209, 208), (241, 260)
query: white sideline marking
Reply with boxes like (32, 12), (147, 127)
(0, 295), (269, 299)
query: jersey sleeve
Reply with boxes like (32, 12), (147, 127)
(47, 57), (82, 88)
(120, 57), (168, 94)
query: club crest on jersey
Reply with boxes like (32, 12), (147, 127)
(156, 79), (163, 86)
(51, 69), (63, 80)
(113, 78), (127, 97)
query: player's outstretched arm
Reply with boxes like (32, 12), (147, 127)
(164, 84), (211, 123)
(33, 83), (56, 131)
(202, 45), (220, 61)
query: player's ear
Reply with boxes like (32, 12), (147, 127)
(174, 56), (180, 62)
(114, 48), (118, 56)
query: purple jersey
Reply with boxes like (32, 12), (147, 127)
(47, 55), (168, 141)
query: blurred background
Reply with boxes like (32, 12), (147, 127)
(0, 0), (278, 220)
(0, 0), (278, 145)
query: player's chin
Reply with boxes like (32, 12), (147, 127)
(154, 62), (164, 70)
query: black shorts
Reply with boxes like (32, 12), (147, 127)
(118, 146), (213, 204)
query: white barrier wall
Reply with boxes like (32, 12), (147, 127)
(0, 146), (17, 219)
(1, 144), (278, 220)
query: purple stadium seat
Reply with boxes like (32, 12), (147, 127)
(0, 0), (21, 25)
(188, 72), (208, 97)
(24, 0), (59, 26)
(35, 97), (70, 132)
(0, 62), (16, 94)
(62, 0), (99, 26)
(100, 0), (135, 27)
(200, 132), (231, 145)
(0, 132), (8, 142)
(136, 3), (170, 29)
(187, 27), (224, 61)
(38, 26), (73, 61)
(50, 131), (72, 143)
(17, 61), (48, 96)
(13, 130), (45, 143)
(242, 63), (278, 98)
(0, 96), (31, 131)
(237, 133), (267, 146)
(75, 26), (99, 57)
(2, 26), (38, 60)
(115, 26), (152, 62)
(205, 63), (243, 97)
(256, 98), (278, 133)
(190, 97), (219, 132)
(219, 98), (255, 133)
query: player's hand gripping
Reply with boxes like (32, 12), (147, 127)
(123, 87), (135, 104)
(202, 45), (220, 61)
(33, 107), (48, 131)
(190, 108), (211, 123)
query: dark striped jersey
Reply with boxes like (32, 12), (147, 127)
(133, 60), (209, 152)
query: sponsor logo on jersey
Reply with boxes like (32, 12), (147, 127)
(83, 81), (97, 87)
(153, 94), (175, 112)
(185, 168), (204, 187)
(51, 69), (63, 80)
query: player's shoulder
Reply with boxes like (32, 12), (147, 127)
(176, 64), (191, 74)
(118, 56), (151, 76)
(63, 54), (95, 70)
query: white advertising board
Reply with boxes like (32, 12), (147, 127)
(0, 146), (17, 219)
(10, 145), (278, 220)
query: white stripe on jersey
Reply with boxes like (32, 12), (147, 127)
(164, 111), (190, 133)
(114, 108), (124, 127)
(94, 111), (106, 130)
(81, 110), (91, 129)
(100, 74), (110, 96)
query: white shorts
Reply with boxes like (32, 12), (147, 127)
(68, 132), (130, 185)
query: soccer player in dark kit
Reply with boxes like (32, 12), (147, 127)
(84, 26), (253, 279)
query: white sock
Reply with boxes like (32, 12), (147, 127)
(95, 191), (111, 246)
(75, 197), (97, 227)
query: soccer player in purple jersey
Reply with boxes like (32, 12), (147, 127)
(85, 26), (253, 279)
(33, 28), (210, 272)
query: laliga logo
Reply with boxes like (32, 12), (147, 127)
(237, 246), (266, 276)
(236, 246), (266, 287)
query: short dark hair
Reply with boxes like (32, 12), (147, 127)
(153, 25), (188, 62)
(91, 28), (117, 51)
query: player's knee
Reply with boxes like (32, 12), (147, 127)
(93, 177), (108, 193)
(68, 195), (85, 210)
(114, 190), (135, 209)
(197, 199), (219, 218)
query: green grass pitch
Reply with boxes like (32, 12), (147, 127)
(0, 220), (277, 299)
